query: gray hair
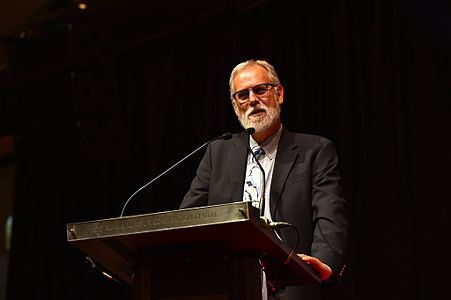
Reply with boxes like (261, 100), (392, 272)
(229, 59), (281, 99)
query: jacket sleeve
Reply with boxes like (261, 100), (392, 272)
(311, 138), (348, 283)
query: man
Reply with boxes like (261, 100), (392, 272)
(180, 59), (348, 299)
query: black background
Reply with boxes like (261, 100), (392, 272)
(1, 0), (450, 299)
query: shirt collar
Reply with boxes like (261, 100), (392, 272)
(249, 125), (283, 159)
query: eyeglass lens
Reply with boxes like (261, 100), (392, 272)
(235, 84), (272, 101)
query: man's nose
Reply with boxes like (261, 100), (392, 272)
(248, 91), (259, 105)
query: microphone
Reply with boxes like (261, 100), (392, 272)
(239, 127), (267, 217)
(241, 128), (300, 252)
(120, 132), (233, 217)
(243, 127), (255, 135)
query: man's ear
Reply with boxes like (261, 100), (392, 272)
(277, 85), (284, 105)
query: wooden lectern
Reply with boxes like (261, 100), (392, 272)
(67, 202), (320, 300)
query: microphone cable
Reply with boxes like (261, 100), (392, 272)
(266, 220), (300, 264)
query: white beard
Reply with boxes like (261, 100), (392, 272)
(237, 101), (280, 133)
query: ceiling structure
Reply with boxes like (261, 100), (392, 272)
(0, 0), (47, 37)
(0, 0), (266, 71)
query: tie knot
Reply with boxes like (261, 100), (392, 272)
(252, 146), (264, 159)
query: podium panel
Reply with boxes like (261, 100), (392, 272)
(67, 202), (320, 299)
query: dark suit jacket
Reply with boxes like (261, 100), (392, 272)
(180, 128), (348, 300)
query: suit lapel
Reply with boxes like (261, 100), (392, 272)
(270, 129), (298, 218)
(229, 134), (248, 202)
(225, 130), (299, 209)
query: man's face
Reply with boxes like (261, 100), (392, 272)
(231, 65), (284, 134)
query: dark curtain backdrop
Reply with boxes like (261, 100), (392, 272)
(3, 0), (450, 299)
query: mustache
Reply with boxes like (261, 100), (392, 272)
(245, 106), (267, 118)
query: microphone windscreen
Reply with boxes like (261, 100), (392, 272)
(245, 127), (255, 134)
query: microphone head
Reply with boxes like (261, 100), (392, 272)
(245, 127), (255, 134)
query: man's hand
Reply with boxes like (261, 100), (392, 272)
(298, 254), (332, 282)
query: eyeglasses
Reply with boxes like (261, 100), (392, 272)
(232, 83), (276, 104)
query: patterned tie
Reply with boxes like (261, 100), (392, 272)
(244, 146), (265, 209)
